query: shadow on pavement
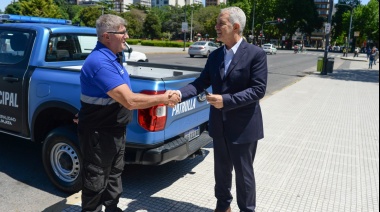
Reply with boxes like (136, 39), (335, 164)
(0, 133), (67, 198)
(67, 142), (215, 212)
(330, 69), (379, 83)
(312, 69), (379, 83)
(122, 142), (214, 211)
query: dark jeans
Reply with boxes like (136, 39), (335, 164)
(78, 129), (126, 212)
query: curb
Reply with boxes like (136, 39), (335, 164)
(340, 57), (368, 62)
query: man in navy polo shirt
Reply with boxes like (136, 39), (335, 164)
(77, 14), (180, 212)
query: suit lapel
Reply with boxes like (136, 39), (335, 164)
(225, 41), (247, 79)
(218, 49), (225, 80)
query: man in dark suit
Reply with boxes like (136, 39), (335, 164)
(176, 7), (268, 212)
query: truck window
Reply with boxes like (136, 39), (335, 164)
(0, 30), (30, 64)
(45, 34), (97, 62)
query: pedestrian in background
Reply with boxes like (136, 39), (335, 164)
(366, 47), (371, 60)
(369, 48), (376, 69)
(373, 46), (379, 65)
(354, 47), (359, 57)
(77, 14), (180, 212)
(175, 7), (268, 212)
(343, 47), (347, 57)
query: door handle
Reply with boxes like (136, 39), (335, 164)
(2, 77), (19, 82)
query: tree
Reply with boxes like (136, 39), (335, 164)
(356, 0), (379, 45)
(5, 0), (63, 18)
(126, 3), (150, 12)
(195, 6), (220, 38)
(4, 2), (22, 15)
(120, 9), (146, 38)
(72, 6), (102, 27)
(274, 0), (322, 39)
(143, 11), (161, 39)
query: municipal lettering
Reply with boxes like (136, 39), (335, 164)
(172, 99), (196, 116)
(0, 90), (19, 108)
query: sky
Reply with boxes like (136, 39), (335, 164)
(0, 0), (371, 14)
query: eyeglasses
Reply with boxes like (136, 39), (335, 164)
(107, 31), (128, 35)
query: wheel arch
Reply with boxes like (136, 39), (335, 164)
(31, 101), (78, 143)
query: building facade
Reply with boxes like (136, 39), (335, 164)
(152, 0), (202, 7)
(310, 0), (333, 48)
(205, 0), (226, 6)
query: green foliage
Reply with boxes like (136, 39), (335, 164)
(333, 0), (379, 46)
(274, 0), (322, 38)
(141, 40), (192, 47)
(73, 6), (101, 27)
(126, 3), (150, 12)
(6, 0), (63, 18)
(195, 6), (220, 38)
(1, 0), (378, 46)
(4, 2), (22, 15)
(126, 39), (140, 45)
(143, 11), (162, 39)
(120, 9), (146, 38)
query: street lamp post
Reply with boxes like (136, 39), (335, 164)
(251, 0), (256, 44)
(260, 23), (264, 46)
(183, 2), (187, 51)
(337, 3), (355, 54)
(190, 6), (194, 42)
(348, 7), (353, 52)
(321, 0), (334, 75)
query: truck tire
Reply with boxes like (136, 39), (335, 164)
(42, 125), (82, 193)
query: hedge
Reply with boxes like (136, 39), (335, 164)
(140, 40), (193, 48)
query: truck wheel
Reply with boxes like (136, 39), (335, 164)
(42, 125), (82, 193)
(190, 55), (194, 58)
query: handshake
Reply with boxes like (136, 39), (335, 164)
(163, 90), (181, 107)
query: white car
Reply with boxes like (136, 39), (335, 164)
(262, 43), (277, 55)
(188, 41), (219, 58)
(123, 42), (149, 62)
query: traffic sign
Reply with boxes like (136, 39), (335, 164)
(325, 23), (331, 34)
(182, 22), (188, 32)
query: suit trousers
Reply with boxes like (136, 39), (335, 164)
(213, 137), (258, 212)
(79, 129), (126, 212)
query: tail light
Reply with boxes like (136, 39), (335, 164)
(138, 90), (167, 132)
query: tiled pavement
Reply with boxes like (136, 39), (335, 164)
(60, 58), (379, 212)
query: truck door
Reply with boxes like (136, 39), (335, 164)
(0, 29), (33, 133)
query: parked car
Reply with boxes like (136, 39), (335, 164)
(188, 41), (218, 58)
(262, 43), (277, 55)
(123, 42), (149, 62)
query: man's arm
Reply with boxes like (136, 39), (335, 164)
(107, 84), (180, 110)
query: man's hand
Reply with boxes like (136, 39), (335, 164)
(165, 90), (181, 107)
(206, 94), (224, 109)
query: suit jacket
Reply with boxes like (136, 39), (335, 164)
(180, 40), (268, 144)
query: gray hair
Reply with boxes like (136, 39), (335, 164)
(96, 14), (127, 39)
(221, 7), (246, 36)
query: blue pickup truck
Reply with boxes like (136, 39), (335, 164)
(0, 14), (211, 193)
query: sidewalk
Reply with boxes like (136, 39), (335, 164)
(56, 58), (379, 212)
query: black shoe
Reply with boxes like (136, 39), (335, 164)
(105, 207), (123, 212)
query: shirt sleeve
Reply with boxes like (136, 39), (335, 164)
(93, 63), (126, 93)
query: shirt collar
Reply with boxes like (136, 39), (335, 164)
(224, 37), (244, 54)
(95, 41), (118, 61)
